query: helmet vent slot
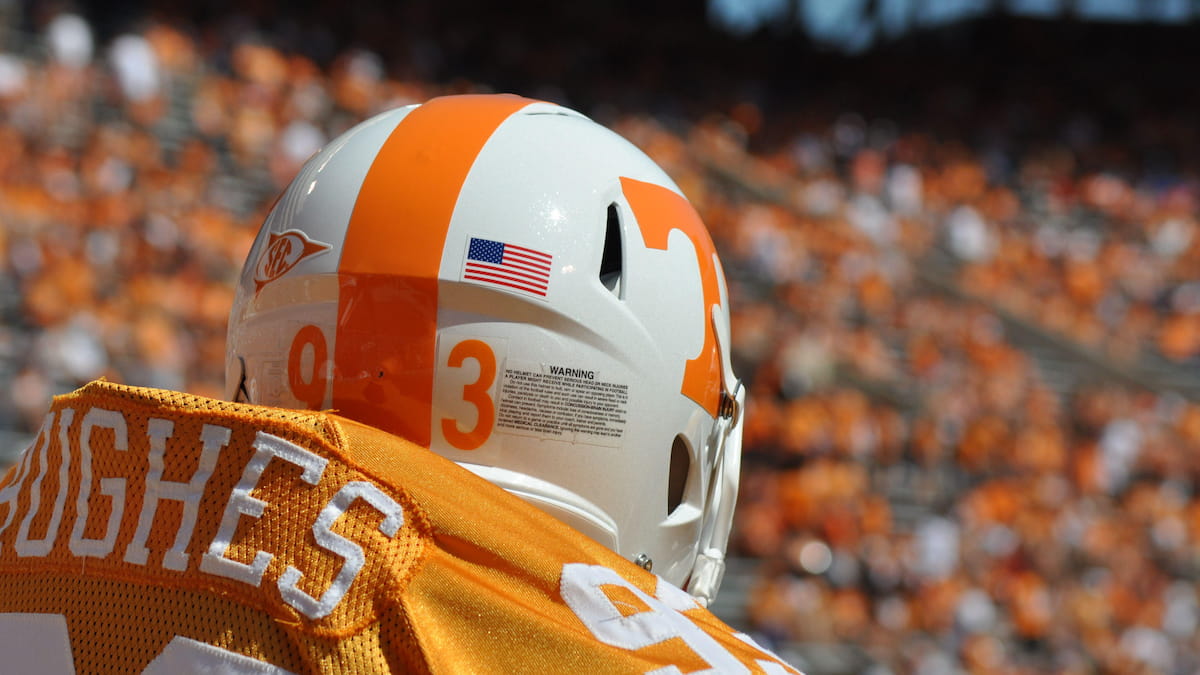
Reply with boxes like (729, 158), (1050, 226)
(600, 203), (623, 297)
(667, 434), (691, 515)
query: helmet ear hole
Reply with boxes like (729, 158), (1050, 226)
(667, 434), (691, 515)
(599, 203), (623, 296)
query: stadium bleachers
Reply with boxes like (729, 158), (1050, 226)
(5, 7), (1200, 673)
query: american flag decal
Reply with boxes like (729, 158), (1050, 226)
(463, 237), (553, 297)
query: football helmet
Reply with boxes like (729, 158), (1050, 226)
(225, 94), (744, 604)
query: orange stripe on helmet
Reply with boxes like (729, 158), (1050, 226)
(621, 177), (723, 418)
(335, 94), (534, 445)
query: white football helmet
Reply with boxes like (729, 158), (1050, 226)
(225, 94), (744, 604)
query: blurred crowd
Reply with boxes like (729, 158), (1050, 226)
(3, 7), (1200, 675)
(692, 123), (1200, 674)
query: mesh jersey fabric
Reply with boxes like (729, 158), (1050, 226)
(0, 381), (799, 674)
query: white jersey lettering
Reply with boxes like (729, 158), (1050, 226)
(0, 416), (44, 549)
(69, 408), (129, 558)
(124, 419), (230, 570)
(16, 409), (73, 558)
(201, 431), (327, 586)
(278, 481), (404, 619)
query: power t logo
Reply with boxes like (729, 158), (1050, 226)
(621, 177), (725, 418)
(253, 230), (331, 293)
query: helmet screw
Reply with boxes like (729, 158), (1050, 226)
(634, 554), (653, 571)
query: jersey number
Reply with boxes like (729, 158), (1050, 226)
(561, 564), (798, 674)
(0, 613), (293, 674)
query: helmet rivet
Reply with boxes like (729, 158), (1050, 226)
(634, 554), (653, 571)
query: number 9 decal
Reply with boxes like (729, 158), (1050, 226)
(288, 325), (328, 410)
(441, 339), (497, 450)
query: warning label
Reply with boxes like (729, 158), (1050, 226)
(497, 364), (629, 446)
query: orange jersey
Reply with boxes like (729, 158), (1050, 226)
(0, 382), (799, 674)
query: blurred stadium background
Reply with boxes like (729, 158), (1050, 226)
(4, 1), (1200, 672)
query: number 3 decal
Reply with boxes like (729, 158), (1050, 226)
(441, 339), (497, 450)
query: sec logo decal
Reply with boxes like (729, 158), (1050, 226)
(253, 230), (331, 293)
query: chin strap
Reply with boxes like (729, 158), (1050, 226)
(687, 379), (744, 607)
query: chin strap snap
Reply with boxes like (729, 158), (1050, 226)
(689, 548), (726, 608)
(718, 387), (740, 424)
